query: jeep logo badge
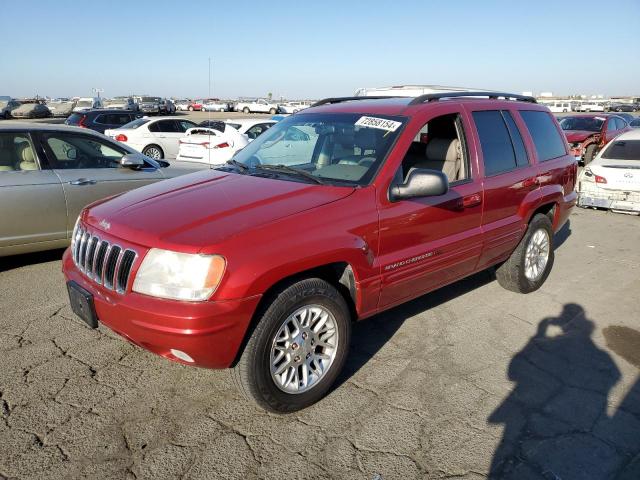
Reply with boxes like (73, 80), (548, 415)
(99, 219), (111, 230)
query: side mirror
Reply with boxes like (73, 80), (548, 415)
(120, 153), (145, 169)
(389, 168), (449, 201)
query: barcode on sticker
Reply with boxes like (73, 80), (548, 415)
(355, 116), (402, 132)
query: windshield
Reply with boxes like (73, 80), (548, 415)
(229, 112), (406, 185)
(602, 140), (640, 160)
(141, 97), (160, 103)
(559, 117), (604, 132)
(121, 118), (149, 129)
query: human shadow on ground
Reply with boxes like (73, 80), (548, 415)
(488, 303), (640, 480)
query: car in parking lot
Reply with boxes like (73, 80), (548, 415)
(105, 117), (198, 159)
(0, 123), (201, 256)
(607, 103), (636, 113)
(176, 122), (248, 166)
(222, 118), (277, 141)
(65, 109), (143, 134)
(188, 100), (204, 112)
(11, 102), (51, 119)
(559, 114), (631, 165)
(63, 91), (576, 412)
(576, 102), (605, 112)
(159, 99), (176, 115)
(235, 98), (279, 114)
(0, 98), (21, 119)
(103, 97), (139, 111)
(202, 99), (230, 112)
(73, 97), (104, 112)
(279, 102), (312, 114)
(174, 99), (191, 111)
(578, 129), (640, 214)
(47, 100), (76, 117)
(137, 96), (163, 115)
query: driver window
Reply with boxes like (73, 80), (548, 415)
(396, 113), (470, 185)
(44, 134), (126, 169)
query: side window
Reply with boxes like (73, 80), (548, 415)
(615, 118), (627, 130)
(44, 134), (126, 169)
(246, 124), (269, 140)
(519, 111), (567, 162)
(472, 110), (519, 176)
(155, 120), (179, 133)
(398, 112), (470, 184)
(94, 114), (107, 124)
(607, 119), (617, 131)
(0, 133), (39, 172)
(502, 111), (529, 167)
(148, 121), (160, 133)
(177, 121), (197, 132)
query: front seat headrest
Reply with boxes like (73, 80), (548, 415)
(17, 142), (38, 170)
(426, 138), (460, 162)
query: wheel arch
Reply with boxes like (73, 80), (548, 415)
(230, 261), (358, 367)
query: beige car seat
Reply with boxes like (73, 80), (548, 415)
(17, 142), (38, 170)
(412, 138), (462, 183)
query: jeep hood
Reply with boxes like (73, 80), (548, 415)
(84, 170), (354, 251)
(564, 130), (598, 143)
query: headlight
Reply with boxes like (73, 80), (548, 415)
(132, 249), (226, 301)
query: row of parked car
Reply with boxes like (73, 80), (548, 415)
(543, 100), (640, 113)
(1, 95), (312, 120)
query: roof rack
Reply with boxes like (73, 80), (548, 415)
(408, 91), (536, 105)
(310, 96), (397, 107)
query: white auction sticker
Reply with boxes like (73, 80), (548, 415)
(355, 116), (402, 132)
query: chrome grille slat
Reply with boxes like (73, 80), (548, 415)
(72, 224), (137, 294)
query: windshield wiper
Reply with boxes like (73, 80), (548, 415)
(225, 159), (249, 172)
(253, 164), (325, 184)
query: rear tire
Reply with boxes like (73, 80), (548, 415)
(243, 107), (250, 114)
(269, 108), (277, 114)
(583, 144), (597, 166)
(232, 278), (351, 413)
(495, 213), (554, 294)
(188, 106), (194, 111)
(142, 144), (164, 160)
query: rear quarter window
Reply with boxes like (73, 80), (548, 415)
(520, 111), (567, 162)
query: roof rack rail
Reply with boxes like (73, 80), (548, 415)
(310, 96), (397, 107)
(408, 91), (536, 105)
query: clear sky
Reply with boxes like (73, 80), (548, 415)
(3, 0), (639, 100)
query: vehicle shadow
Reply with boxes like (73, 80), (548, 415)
(336, 269), (495, 387)
(0, 248), (65, 273)
(488, 304), (640, 479)
(554, 219), (572, 250)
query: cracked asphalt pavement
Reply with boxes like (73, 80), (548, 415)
(1, 208), (639, 479)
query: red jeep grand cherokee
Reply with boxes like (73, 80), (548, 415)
(63, 92), (577, 412)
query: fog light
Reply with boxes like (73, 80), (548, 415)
(170, 349), (194, 363)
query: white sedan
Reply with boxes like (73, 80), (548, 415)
(105, 117), (198, 160)
(223, 119), (277, 141)
(202, 100), (229, 112)
(279, 102), (311, 114)
(578, 129), (640, 215)
(176, 123), (248, 166)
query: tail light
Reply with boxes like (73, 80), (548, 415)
(115, 134), (128, 142)
(78, 115), (87, 128)
(213, 142), (229, 149)
(595, 175), (607, 184)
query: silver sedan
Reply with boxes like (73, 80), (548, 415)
(0, 123), (205, 256)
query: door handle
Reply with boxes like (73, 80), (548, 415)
(522, 177), (540, 189)
(458, 193), (482, 209)
(70, 178), (97, 186)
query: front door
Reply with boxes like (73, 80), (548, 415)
(37, 131), (164, 234)
(377, 107), (484, 308)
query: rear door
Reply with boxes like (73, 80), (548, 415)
(0, 132), (67, 248)
(149, 120), (196, 159)
(38, 131), (164, 233)
(468, 108), (539, 270)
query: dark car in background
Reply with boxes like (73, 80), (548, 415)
(65, 109), (143, 134)
(607, 103), (637, 113)
(137, 96), (162, 115)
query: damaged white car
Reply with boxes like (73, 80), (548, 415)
(578, 129), (640, 215)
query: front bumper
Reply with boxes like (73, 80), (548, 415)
(62, 249), (261, 369)
(578, 182), (640, 214)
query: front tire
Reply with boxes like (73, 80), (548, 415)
(188, 106), (194, 111)
(232, 278), (351, 413)
(495, 213), (554, 294)
(243, 107), (250, 114)
(142, 144), (164, 160)
(269, 108), (277, 114)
